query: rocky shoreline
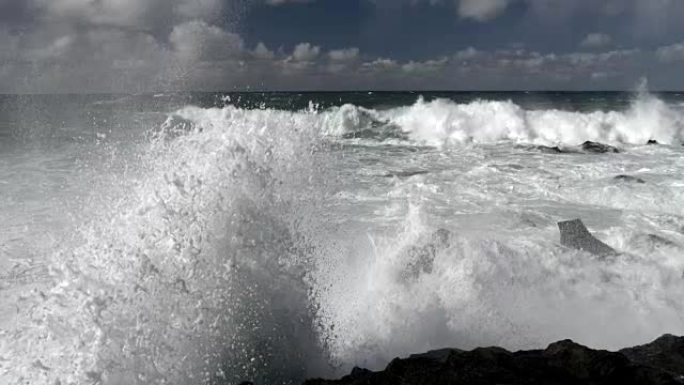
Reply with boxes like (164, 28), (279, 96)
(304, 335), (684, 385)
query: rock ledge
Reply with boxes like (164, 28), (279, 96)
(305, 335), (684, 385)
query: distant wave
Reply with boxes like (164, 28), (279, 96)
(318, 91), (684, 147)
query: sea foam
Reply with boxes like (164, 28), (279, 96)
(3, 93), (684, 385)
(319, 92), (684, 147)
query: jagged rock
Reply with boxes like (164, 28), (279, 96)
(621, 334), (684, 376)
(614, 175), (646, 184)
(581, 141), (620, 154)
(558, 219), (617, 257)
(305, 336), (684, 385)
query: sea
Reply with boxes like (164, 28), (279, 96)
(2, 90), (684, 384)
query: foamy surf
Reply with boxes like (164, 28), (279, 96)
(320, 92), (684, 147)
(1, 91), (684, 384)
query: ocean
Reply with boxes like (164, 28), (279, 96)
(2, 91), (684, 384)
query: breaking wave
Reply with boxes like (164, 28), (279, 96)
(320, 92), (684, 147)
(1, 106), (333, 385)
(3, 91), (684, 385)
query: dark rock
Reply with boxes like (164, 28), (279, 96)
(581, 141), (620, 154)
(558, 219), (617, 257)
(614, 175), (646, 184)
(409, 348), (459, 364)
(385, 170), (429, 178)
(349, 367), (373, 378)
(621, 334), (684, 376)
(647, 140), (659, 145)
(305, 336), (684, 385)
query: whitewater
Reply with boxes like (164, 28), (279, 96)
(2, 91), (684, 385)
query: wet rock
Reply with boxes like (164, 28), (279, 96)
(409, 348), (458, 363)
(400, 229), (451, 280)
(614, 175), (646, 184)
(581, 141), (620, 154)
(621, 334), (684, 376)
(385, 170), (429, 178)
(558, 219), (617, 257)
(305, 336), (684, 385)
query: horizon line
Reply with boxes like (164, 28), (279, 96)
(2, 89), (684, 96)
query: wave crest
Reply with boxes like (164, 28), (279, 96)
(319, 93), (684, 147)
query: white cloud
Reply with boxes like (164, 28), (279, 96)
(2, 0), (684, 91)
(329, 47), (360, 61)
(656, 42), (684, 63)
(362, 58), (399, 71)
(253, 42), (275, 60)
(457, 0), (512, 21)
(170, 20), (244, 62)
(33, 0), (222, 27)
(580, 33), (613, 49)
(291, 42), (321, 61)
(453, 47), (479, 61)
(401, 57), (448, 74)
(35, 0), (154, 27)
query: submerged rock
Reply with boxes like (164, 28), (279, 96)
(400, 229), (451, 280)
(647, 139), (659, 145)
(537, 145), (565, 154)
(614, 175), (646, 184)
(628, 234), (680, 252)
(558, 219), (617, 257)
(305, 335), (684, 385)
(581, 141), (620, 154)
(384, 170), (429, 178)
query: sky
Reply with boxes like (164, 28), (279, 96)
(1, 0), (684, 92)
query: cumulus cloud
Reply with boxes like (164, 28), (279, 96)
(252, 42), (276, 60)
(291, 43), (321, 62)
(1, 0), (684, 91)
(0, 0), (239, 92)
(170, 21), (244, 63)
